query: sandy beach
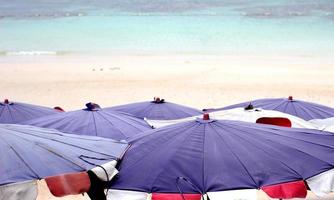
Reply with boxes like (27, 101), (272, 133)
(1, 52), (334, 110)
(1, 52), (334, 199)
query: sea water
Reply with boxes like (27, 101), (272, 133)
(0, 0), (333, 57)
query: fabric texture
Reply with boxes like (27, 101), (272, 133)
(0, 100), (58, 124)
(151, 193), (201, 200)
(0, 124), (128, 186)
(256, 117), (292, 127)
(111, 119), (334, 194)
(23, 104), (151, 140)
(210, 97), (334, 120)
(207, 189), (257, 200)
(107, 189), (150, 200)
(261, 180), (307, 198)
(90, 160), (118, 181)
(107, 100), (202, 120)
(46, 172), (91, 197)
(306, 168), (334, 197)
(146, 108), (316, 129)
(0, 180), (37, 200)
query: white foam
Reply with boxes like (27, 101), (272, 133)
(5, 51), (62, 56)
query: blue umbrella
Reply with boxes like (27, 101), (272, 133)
(110, 114), (334, 196)
(106, 97), (202, 120)
(0, 99), (59, 124)
(205, 96), (334, 121)
(0, 124), (128, 186)
(23, 102), (151, 140)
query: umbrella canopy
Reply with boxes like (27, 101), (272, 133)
(205, 96), (334, 121)
(0, 124), (128, 186)
(23, 103), (152, 141)
(210, 108), (317, 129)
(309, 117), (334, 127)
(111, 115), (334, 197)
(146, 107), (316, 129)
(106, 97), (202, 120)
(0, 99), (59, 124)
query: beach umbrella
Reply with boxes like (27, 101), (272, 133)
(23, 102), (152, 141)
(109, 114), (334, 199)
(146, 107), (316, 129)
(106, 97), (202, 120)
(210, 107), (317, 129)
(309, 117), (334, 127)
(0, 124), (128, 186)
(205, 96), (334, 121)
(0, 99), (59, 124)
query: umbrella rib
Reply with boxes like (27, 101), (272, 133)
(308, 103), (334, 116)
(141, 103), (156, 119)
(121, 122), (197, 171)
(96, 112), (128, 138)
(209, 123), (259, 188)
(35, 143), (88, 170)
(0, 134), (41, 179)
(289, 102), (298, 118)
(15, 103), (47, 117)
(213, 123), (303, 179)
(220, 123), (334, 172)
(224, 122), (334, 149)
(294, 103), (316, 120)
(165, 103), (178, 119)
(148, 123), (202, 193)
(0, 106), (5, 119)
(92, 112), (99, 136)
(7, 106), (16, 123)
(9, 128), (117, 157)
(105, 111), (146, 130)
(269, 99), (288, 110)
(169, 103), (201, 118)
(6, 129), (117, 169)
(10, 146), (41, 178)
(202, 123), (206, 192)
(166, 103), (186, 119)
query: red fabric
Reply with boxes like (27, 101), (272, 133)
(152, 193), (201, 200)
(45, 172), (91, 197)
(256, 117), (292, 128)
(262, 180), (307, 198)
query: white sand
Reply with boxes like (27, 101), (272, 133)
(1, 52), (334, 199)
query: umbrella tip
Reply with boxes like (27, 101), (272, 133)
(153, 97), (165, 103)
(288, 96), (293, 101)
(4, 99), (9, 104)
(54, 106), (65, 112)
(85, 102), (101, 111)
(244, 103), (254, 110)
(203, 113), (210, 120)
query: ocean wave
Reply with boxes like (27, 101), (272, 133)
(0, 51), (68, 56)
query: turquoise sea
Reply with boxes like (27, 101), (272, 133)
(0, 0), (334, 56)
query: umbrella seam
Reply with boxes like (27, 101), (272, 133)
(91, 111), (99, 136)
(209, 123), (259, 188)
(213, 123), (304, 179)
(0, 133), (41, 179)
(219, 123), (334, 171)
(8, 127), (118, 157)
(147, 123), (202, 193)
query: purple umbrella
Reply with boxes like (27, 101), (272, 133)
(205, 96), (334, 121)
(106, 97), (202, 120)
(0, 99), (59, 124)
(110, 114), (334, 198)
(0, 124), (128, 186)
(23, 102), (152, 141)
